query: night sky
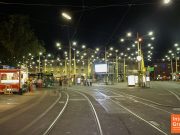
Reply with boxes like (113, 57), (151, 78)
(0, 0), (180, 61)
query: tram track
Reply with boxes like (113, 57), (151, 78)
(90, 88), (171, 135)
(103, 87), (180, 108)
(73, 90), (103, 135)
(109, 98), (169, 135)
(43, 91), (69, 135)
(0, 89), (63, 135)
(0, 91), (48, 124)
(17, 92), (62, 134)
(43, 90), (103, 135)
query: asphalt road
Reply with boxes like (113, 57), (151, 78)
(0, 81), (179, 135)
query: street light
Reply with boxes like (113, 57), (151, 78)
(72, 41), (77, 82)
(127, 32), (132, 37)
(62, 11), (72, 86)
(163, 0), (172, 5)
(148, 31), (154, 36)
(44, 53), (51, 73)
(62, 12), (72, 20)
(56, 42), (62, 50)
(38, 52), (42, 73)
(121, 31), (155, 86)
(115, 49), (119, 83)
(120, 38), (125, 42)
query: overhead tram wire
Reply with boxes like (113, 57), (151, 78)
(71, 0), (85, 40)
(0, 1), (88, 8)
(105, 0), (134, 46)
(0, 1), (161, 8)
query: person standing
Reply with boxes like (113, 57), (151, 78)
(59, 78), (63, 90)
(63, 77), (68, 90)
(89, 78), (92, 86)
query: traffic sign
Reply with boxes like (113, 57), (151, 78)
(147, 66), (154, 72)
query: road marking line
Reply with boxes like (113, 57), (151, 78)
(74, 90), (103, 135)
(167, 90), (180, 102)
(6, 102), (19, 105)
(173, 108), (180, 111)
(17, 92), (62, 134)
(59, 101), (65, 104)
(0, 91), (48, 124)
(149, 121), (160, 127)
(69, 99), (86, 101)
(110, 98), (168, 135)
(107, 91), (172, 114)
(43, 91), (69, 135)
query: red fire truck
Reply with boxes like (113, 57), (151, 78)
(0, 68), (28, 94)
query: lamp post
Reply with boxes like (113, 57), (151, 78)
(62, 12), (72, 86)
(64, 51), (68, 76)
(72, 41), (77, 75)
(123, 57), (127, 82)
(115, 49), (119, 83)
(105, 47), (108, 83)
(38, 52), (42, 73)
(44, 59), (47, 72)
(136, 33), (143, 86)
(174, 43), (180, 73)
(120, 31), (154, 86)
(109, 47), (119, 83)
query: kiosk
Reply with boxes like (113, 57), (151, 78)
(0, 69), (28, 94)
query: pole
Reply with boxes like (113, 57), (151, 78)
(176, 57), (178, 73)
(44, 60), (47, 72)
(73, 50), (76, 75)
(105, 47), (108, 84)
(69, 42), (71, 86)
(65, 59), (67, 75)
(137, 33), (142, 86)
(171, 58), (174, 80)
(116, 53), (118, 83)
(38, 55), (41, 73)
(123, 57), (126, 81)
(87, 58), (91, 77)
(74, 50), (76, 85)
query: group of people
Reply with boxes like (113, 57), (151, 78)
(82, 78), (93, 86)
(76, 77), (93, 86)
(58, 77), (68, 90)
(58, 77), (93, 90)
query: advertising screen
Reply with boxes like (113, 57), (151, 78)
(95, 64), (107, 73)
(128, 75), (136, 86)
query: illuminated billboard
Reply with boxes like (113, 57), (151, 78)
(95, 64), (107, 73)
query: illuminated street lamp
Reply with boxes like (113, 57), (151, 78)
(62, 12), (72, 20)
(72, 41), (77, 78)
(163, 0), (171, 5)
(174, 43), (180, 73)
(44, 59), (47, 72)
(38, 52), (42, 73)
(82, 45), (86, 49)
(120, 38), (125, 42)
(115, 49), (119, 83)
(127, 32), (132, 37)
(56, 42), (62, 50)
(62, 11), (72, 86)
(148, 31), (154, 36)
(44, 53), (51, 72)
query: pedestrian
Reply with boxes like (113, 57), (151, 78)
(89, 78), (92, 86)
(63, 77), (68, 90)
(84, 78), (87, 86)
(87, 78), (90, 86)
(59, 78), (63, 90)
